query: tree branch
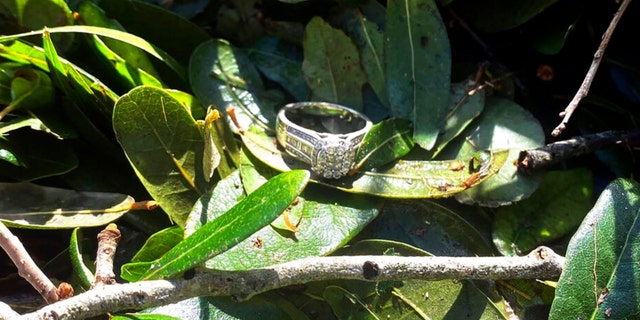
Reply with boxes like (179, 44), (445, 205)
(92, 224), (121, 288)
(0, 222), (59, 304)
(18, 246), (564, 320)
(517, 130), (640, 173)
(551, 0), (632, 136)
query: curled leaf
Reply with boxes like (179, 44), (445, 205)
(0, 183), (133, 229)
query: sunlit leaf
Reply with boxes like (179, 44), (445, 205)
(345, 10), (388, 107)
(0, 183), (133, 229)
(41, 29), (123, 158)
(0, 0), (74, 50)
(0, 25), (185, 81)
(431, 80), (485, 157)
(385, 0), (451, 149)
(0, 66), (55, 120)
(70, 228), (94, 288)
(302, 17), (367, 111)
(129, 226), (183, 263)
(550, 178), (640, 319)
(189, 39), (278, 132)
(247, 36), (309, 101)
(137, 170), (309, 280)
(113, 85), (206, 227)
(76, 1), (164, 89)
(183, 164), (381, 271)
(202, 107), (222, 182)
(354, 117), (414, 172)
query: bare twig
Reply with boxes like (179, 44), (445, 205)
(92, 224), (121, 288)
(0, 222), (59, 304)
(551, 0), (632, 136)
(517, 130), (640, 173)
(18, 246), (564, 320)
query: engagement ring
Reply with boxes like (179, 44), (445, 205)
(275, 102), (372, 179)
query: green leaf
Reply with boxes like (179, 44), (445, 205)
(0, 117), (65, 138)
(145, 295), (296, 320)
(113, 85), (206, 227)
(70, 228), (94, 288)
(2, 67), (55, 117)
(0, 139), (22, 166)
(323, 285), (378, 320)
(354, 118), (414, 172)
(302, 17), (366, 111)
(0, 0), (74, 50)
(247, 36), (310, 101)
(0, 25), (186, 81)
(76, 1), (164, 89)
(0, 183), (133, 229)
(493, 168), (594, 256)
(384, 0), (451, 149)
(364, 200), (494, 256)
(110, 314), (181, 320)
(95, 0), (211, 67)
(431, 80), (485, 157)
(41, 29), (123, 156)
(437, 97), (545, 206)
(241, 126), (508, 198)
(302, 17), (367, 110)
(140, 170), (310, 280)
(0, 40), (49, 70)
(550, 178), (640, 319)
(527, 8), (578, 55)
(129, 226), (184, 263)
(185, 166), (380, 271)
(189, 39), (278, 131)
(345, 10), (388, 107)
(452, 0), (559, 32)
(202, 107), (222, 183)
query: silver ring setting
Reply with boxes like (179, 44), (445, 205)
(275, 102), (372, 179)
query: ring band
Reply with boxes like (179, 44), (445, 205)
(275, 102), (372, 179)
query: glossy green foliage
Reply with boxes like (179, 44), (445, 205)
(354, 117), (414, 172)
(385, 0), (451, 149)
(129, 170), (310, 280)
(183, 164), (381, 271)
(0, 183), (132, 229)
(493, 168), (594, 256)
(302, 17), (367, 111)
(550, 178), (640, 319)
(113, 86), (205, 227)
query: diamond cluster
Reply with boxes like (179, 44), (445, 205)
(311, 138), (356, 179)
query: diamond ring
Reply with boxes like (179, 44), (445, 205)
(275, 102), (372, 179)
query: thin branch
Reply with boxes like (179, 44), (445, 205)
(0, 222), (59, 304)
(92, 223), (121, 288)
(18, 246), (564, 320)
(551, 0), (632, 136)
(517, 130), (640, 173)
